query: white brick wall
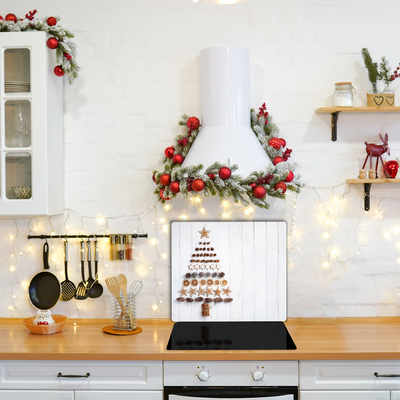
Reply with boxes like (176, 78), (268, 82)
(1, 0), (400, 319)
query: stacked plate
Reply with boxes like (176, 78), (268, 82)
(5, 81), (30, 93)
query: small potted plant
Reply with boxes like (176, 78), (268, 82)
(361, 48), (398, 107)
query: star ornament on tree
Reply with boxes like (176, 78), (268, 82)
(199, 227), (211, 239)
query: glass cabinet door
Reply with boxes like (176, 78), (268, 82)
(5, 153), (32, 199)
(5, 100), (31, 148)
(4, 48), (30, 93)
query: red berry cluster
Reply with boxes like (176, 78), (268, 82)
(282, 148), (292, 161)
(256, 174), (274, 185)
(178, 138), (189, 146)
(187, 177), (194, 192)
(207, 173), (215, 180)
(24, 9), (37, 20)
(258, 102), (269, 125)
(391, 64), (400, 81)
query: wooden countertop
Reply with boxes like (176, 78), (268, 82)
(2, 317), (400, 361)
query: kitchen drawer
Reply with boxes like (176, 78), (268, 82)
(76, 390), (163, 400)
(0, 360), (162, 390)
(0, 391), (74, 400)
(300, 391), (389, 400)
(300, 361), (400, 390)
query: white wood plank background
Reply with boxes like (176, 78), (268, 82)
(171, 221), (287, 322)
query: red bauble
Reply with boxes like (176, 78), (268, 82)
(54, 65), (64, 77)
(63, 52), (72, 61)
(249, 182), (256, 188)
(160, 189), (171, 201)
(192, 179), (205, 192)
(5, 13), (17, 23)
(285, 170), (294, 182)
(0, 16), (4, 21)
(385, 160), (399, 178)
(274, 182), (287, 194)
(268, 137), (282, 150)
(253, 186), (267, 199)
(169, 181), (181, 194)
(280, 138), (286, 148)
(187, 116), (200, 131)
(273, 156), (283, 165)
(46, 37), (59, 49)
(159, 174), (171, 186)
(47, 16), (57, 26)
(164, 146), (175, 158)
(152, 174), (158, 184)
(219, 167), (232, 180)
(172, 154), (184, 164)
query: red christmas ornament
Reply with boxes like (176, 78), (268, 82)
(280, 138), (286, 148)
(159, 189), (171, 201)
(249, 182), (256, 188)
(385, 160), (399, 178)
(0, 16), (3, 21)
(285, 170), (294, 182)
(268, 137), (282, 150)
(187, 117), (200, 131)
(159, 174), (171, 186)
(273, 156), (283, 165)
(169, 181), (181, 193)
(192, 179), (205, 192)
(164, 146), (175, 158)
(172, 154), (184, 164)
(152, 174), (158, 184)
(46, 37), (59, 49)
(63, 52), (72, 61)
(219, 167), (232, 180)
(54, 65), (64, 77)
(5, 13), (17, 22)
(253, 186), (267, 199)
(274, 182), (287, 194)
(47, 16), (57, 26)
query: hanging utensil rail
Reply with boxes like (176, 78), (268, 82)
(27, 233), (148, 240)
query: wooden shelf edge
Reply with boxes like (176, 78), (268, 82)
(347, 179), (400, 184)
(316, 107), (400, 114)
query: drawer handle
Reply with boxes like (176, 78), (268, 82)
(374, 372), (400, 378)
(57, 373), (90, 379)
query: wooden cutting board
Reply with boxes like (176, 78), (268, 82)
(171, 221), (287, 322)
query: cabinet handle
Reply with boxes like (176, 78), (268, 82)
(374, 372), (400, 378)
(57, 372), (90, 378)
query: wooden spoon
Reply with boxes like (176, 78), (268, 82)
(117, 274), (128, 302)
(105, 276), (130, 328)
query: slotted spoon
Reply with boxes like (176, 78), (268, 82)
(60, 241), (76, 301)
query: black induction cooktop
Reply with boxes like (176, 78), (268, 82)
(166, 321), (297, 351)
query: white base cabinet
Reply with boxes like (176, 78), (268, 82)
(0, 391), (73, 400)
(300, 391), (390, 400)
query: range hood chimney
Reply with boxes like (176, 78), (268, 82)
(182, 47), (272, 176)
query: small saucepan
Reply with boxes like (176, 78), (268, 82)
(28, 242), (61, 310)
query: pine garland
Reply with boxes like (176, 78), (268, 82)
(0, 11), (79, 84)
(153, 104), (304, 210)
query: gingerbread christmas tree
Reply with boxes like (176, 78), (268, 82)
(176, 227), (233, 317)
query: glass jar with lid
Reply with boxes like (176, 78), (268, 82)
(333, 82), (355, 107)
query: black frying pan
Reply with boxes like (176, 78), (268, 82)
(28, 242), (61, 310)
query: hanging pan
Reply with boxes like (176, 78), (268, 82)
(28, 242), (61, 310)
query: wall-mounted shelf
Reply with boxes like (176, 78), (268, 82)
(315, 107), (400, 141)
(347, 178), (400, 211)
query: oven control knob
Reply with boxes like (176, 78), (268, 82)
(252, 370), (264, 381)
(197, 370), (211, 382)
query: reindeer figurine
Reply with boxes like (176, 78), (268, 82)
(362, 133), (390, 179)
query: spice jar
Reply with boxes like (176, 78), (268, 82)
(125, 235), (133, 260)
(117, 234), (125, 260)
(109, 234), (117, 261)
(333, 82), (355, 107)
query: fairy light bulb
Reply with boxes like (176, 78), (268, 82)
(323, 262), (330, 268)
(9, 266), (15, 272)
(160, 218), (166, 223)
(164, 204), (171, 211)
(152, 305), (159, 311)
(200, 208), (205, 213)
(181, 214), (188, 220)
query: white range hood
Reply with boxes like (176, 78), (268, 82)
(181, 46), (272, 177)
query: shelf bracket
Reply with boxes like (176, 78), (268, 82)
(331, 111), (341, 141)
(364, 183), (372, 211)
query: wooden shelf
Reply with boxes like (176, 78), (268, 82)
(347, 178), (400, 211)
(315, 107), (400, 141)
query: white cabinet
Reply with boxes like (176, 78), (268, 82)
(0, 31), (63, 215)
(300, 360), (400, 400)
(0, 360), (162, 399)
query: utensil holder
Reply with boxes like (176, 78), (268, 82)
(113, 293), (137, 331)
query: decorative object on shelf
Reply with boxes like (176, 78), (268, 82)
(358, 169), (367, 179)
(0, 10), (79, 84)
(23, 314), (67, 335)
(384, 160), (399, 178)
(362, 133), (390, 178)
(12, 186), (32, 199)
(333, 82), (356, 107)
(152, 104), (303, 209)
(361, 47), (398, 107)
(32, 309), (55, 325)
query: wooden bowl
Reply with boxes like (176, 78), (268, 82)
(22, 315), (67, 335)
